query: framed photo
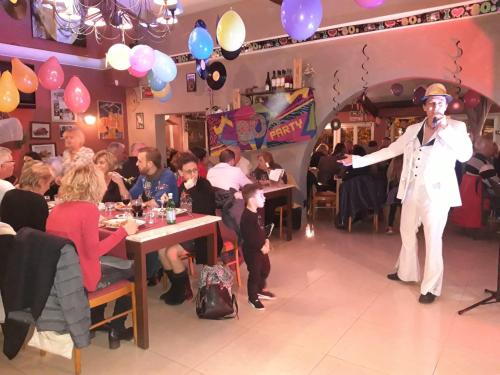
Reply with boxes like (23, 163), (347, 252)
(136, 112), (145, 129)
(30, 143), (57, 159)
(140, 85), (154, 100)
(186, 73), (196, 92)
(30, 121), (51, 139)
(59, 124), (75, 139)
(97, 101), (124, 140)
(51, 89), (76, 122)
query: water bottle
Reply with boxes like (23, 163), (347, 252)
(166, 193), (176, 224)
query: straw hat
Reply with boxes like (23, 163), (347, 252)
(421, 83), (453, 104)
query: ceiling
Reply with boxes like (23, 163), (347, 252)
(179, 0), (241, 15)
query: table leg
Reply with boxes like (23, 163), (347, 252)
(286, 188), (292, 241)
(207, 223), (217, 266)
(130, 242), (149, 349)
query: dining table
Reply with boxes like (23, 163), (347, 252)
(261, 183), (295, 241)
(100, 210), (221, 349)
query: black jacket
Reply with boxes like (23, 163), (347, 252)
(0, 228), (72, 359)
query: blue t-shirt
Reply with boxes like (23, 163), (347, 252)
(129, 168), (178, 205)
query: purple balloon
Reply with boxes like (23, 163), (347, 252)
(391, 83), (403, 97)
(354, 0), (385, 9)
(281, 0), (323, 41)
(130, 45), (155, 73)
(412, 86), (426, 105)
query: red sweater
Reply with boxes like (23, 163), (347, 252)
(46, 201), (127, 292)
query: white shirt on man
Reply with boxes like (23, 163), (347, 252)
(207, 162), (251, 191)
(0, 179), (15, 205)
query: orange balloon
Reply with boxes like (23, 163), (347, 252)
(0, 71), (20, 112)
(11, 58), (39, 94)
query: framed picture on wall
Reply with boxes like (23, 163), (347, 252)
(51, 89), (76, 122)
(136, 112), (145, 129)
(59, 124), (75, 139)
(30, 122), (51, 139)
(186, 73), (196, 92)
(140, 85), (154, 100)
(97, 101), (124, 140)
(30, 143), (57, 159)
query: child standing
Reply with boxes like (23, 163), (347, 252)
(240, 183), (275, 310)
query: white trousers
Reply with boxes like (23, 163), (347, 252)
(395, 183), (450, 296)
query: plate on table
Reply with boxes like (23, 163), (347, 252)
(152, 208), (188, 215)
(103, 218), (145, 229)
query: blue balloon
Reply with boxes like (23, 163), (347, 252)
(281, 0), (323, 41)
(188, 27), (214, 60)
(151, 50), (177, 83)
(147, 71), (167, 91)
(159, 91), (173, 103)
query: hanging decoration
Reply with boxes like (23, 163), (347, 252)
(412, 86), (426, 105)
(11, 58), (38, 94)
(354, 0), (385, 9)
(0, 71), (20, 113)
(128, 67), (149, 78)
(463, 90), (481, 109)
(332, 69), (341, 111)
(38, 57), (65, 90)
(64, 76), (91, 113)
(281, 0), (323, 41)
(151, 50), (177, 82)
(188, 26), (214, 60)
(448, 40), (465, 113)
(360, 44), (370, 97)
(106, 43), (132, 70)
(129, 44), (156, 73)
(147, 70), (167, 91)
(216, 10), (246, 52)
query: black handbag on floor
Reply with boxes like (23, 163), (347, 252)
(196, 265), (238, 320)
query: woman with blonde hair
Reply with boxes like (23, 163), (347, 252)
(0, 161), (53, 231)
(93, 150), (130, 202)
(46, 163), (138, 349)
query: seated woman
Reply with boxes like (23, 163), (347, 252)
(317, 143), (346, 192)
(252, 151), (288, 225)
(158, 152), (217, 305)
(46, 164), (138, 349)
(93, 150), (131, 203)
(0, 161), (53, 232)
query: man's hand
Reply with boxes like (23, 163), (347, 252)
(261, 239), (270, 254)
(338, 154), (353, 166)
(144, 199), (159, 208)
(184, 178), (196, 190)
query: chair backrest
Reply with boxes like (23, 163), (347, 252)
(215, 208), (238, 243)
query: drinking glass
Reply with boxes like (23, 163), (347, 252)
(132, 199), (143, 217)
(104, 202), (114, 216)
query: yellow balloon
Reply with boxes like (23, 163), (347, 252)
(0, 71), (20, 113)
(12, 57), (39, 93)
(216, 10), (246, 52)
(152, 83), (171, 98)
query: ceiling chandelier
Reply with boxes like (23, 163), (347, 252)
(39, 0), (183, 43)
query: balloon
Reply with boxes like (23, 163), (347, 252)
(106, 43), (132, 71)
(147, 70), (167, 91)
(188, 27), (214, 60)
(216, 10), (246, 52)
(412, 86), (426, 105)
(447, 98), (464, 114)
(38, 56), (64, 90)
(281, 0), (323, 41)
(159, 91), (173, 103)
(0, 71), (20, 112)
(390, 83), (403, 97)
(128, 67), (148, 78)
(151, 50), (177, 82)
(129, 44), (155, 73)
(354, 0), (385, 9)
(463, 90), (481, 109)
(64, 76), (90, 113)
(11, 58), (38, 93)
(152, 83), (171, 98)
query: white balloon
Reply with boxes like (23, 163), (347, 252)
(216, 10), (246, 52)
(107, 43), (132, 71)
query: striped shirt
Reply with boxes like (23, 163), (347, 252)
(465, 153), (500, 192)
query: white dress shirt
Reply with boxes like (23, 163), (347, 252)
(207, 162), (252, 191)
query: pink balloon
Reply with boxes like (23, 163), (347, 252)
(463, 90), (481, 109)
(354, 0), (384, 9)
(128, 67), (148, 78)
(129, 45), (155, 73)
(38, 57), (64, 90)
(64, 76), (90, 114)
(447, 98), (464, 114)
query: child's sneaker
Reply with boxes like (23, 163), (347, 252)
(248, 299), (265, 310)
(385, 226), (394, 235)
(258, 290), (276, 300)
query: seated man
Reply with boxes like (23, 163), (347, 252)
(158, 153), (216, 305)
(228, 145), (251, 177)
(207, 149), (251, 235)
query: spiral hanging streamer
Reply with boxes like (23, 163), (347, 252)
(332, 70), (341, 110)
(453, 40), (463, 97)
(361, 43), (369, 96)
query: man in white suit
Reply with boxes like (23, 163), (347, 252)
(340, 83), (473, 303)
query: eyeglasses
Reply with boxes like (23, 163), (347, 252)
(183, 168), (198, 174)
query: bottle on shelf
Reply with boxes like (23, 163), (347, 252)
(281, 69), (287, 88)
(271, 70), (277, 91)
(166, 193), (176, 224)
(285, 69), (293, 89)
(265, 72), (272, 92)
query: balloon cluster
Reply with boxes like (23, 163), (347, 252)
(107, 43), (177, 103)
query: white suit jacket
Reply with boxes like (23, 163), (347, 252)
(353, 118), (473, 207)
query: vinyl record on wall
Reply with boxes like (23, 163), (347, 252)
(196, 59), (209, 80)
(221, 47), (241, 61)
(207, 61), (227, 90)
(332, 118), (342, 130)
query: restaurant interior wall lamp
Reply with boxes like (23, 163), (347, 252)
(84, 114), (97, 125)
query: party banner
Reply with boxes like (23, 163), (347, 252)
(208, 88), (316, 155)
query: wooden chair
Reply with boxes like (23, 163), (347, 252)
(40, 280), (137, 375)
(221, 240), (242, 287)
(312, 190), (337, 220)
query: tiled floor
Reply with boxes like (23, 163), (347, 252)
(1, 219), (499, 374)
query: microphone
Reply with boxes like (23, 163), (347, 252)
(431, 116), (439, 129)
